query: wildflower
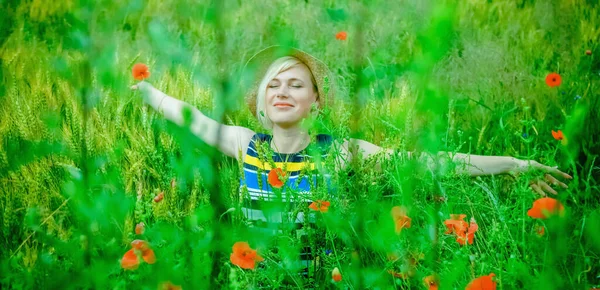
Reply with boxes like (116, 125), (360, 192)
(444, 214), (468, 235)
(325, 249), (333, 256)
(457, 217), (478, 246)
(444, 214), (478, 245)
(121, 239), (156, 270)
(132, 63), (151, 81)
(154, 192), (164, 203)
(335, 31), (347, 40)
(267, 168), (286, 188)
(131, 239), (156, 264)
(332, 267), (342, 282)
(522, 133), (528, 138)
(391, 206), (412, 234)
(527, 197), (565, 219)
(121, 249), (140, 270)
(135, 222), (145, 235)
(423, 275), (439, 290)
(159, 281), (182, 290)
(574, 95), (582, 100)
(535, 224), (545, 237)
(466, 273), (496, 290)
(551, 130), (564, 141)
(551, 130), (568, 145)
(230, 242), (263, 270)
(131, 239), (150, 251)
(309, 200), (331, 213)
(586, 50), (592, 55)
(545, 72), (561, 87)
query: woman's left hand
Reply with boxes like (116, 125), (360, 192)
(515, 159), (573, 196)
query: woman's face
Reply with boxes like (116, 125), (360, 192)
(265, 64), (318, 128)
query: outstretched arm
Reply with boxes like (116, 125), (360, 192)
(346, 138), (572, 192)
(132, 81), (255, 159)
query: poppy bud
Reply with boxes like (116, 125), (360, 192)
(135, 222), (145, 235)
(154, 192), (164, 203)
(335, 31), (347, 40)
(332, 267), (342, 282)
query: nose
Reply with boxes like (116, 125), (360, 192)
(275, 85), (290, 98)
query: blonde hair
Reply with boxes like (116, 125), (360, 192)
(256, 56), (318, 130)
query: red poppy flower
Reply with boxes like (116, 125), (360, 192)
(545, 73), (561, 87)
(142, 249), (156, 264)
(444, 215), (478, 245)
(466, 273), (496, 290)
(230, 241), (264, 270)
(267, 168), (286, 188)
(131, 239), (150, 251)
(551, 130), (564, 141)
(130, 239), (156, 264)
(159, 281), (182, 290)
(309, 200), (331, 213)
(154, 192), (164, 203)
(332, 267), (342, 282)
(132, 63), (151, 81)
(391, 206), (412, 234)
(444, 214), (468, 235)
(423, 275), (439, 290)
(121, 249), (140, 270)
(551, 130), (568, 145)
(121, 240), (156, 270)
(527, 197), (565, 219)
(135, 222), (145, 235)
(335, 31), (347, 40)
(456, 217), (478, 246)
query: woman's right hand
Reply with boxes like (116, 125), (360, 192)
(130, 80), (145, 91)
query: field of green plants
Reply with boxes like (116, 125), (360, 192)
(1, 0), (599, 289)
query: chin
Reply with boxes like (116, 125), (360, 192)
(271, 118), (302, 128)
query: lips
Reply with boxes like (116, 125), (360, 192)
(273, 103), (294, 107)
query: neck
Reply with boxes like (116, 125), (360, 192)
(271, 125), (310, 154)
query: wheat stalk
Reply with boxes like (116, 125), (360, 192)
(9, 197), (71, 259)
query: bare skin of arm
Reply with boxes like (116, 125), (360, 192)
(339, 138), (572, 195)
(132, 81), (255, 159)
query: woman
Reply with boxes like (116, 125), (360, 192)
(131, 46), (571, 284)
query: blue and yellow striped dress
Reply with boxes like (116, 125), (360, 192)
(239, 133), (334, 280)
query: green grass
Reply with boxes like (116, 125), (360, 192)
(0, 0), (599, 289)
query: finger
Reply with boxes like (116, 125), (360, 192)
(552, 168), (573, 180)
(537, 164), (573, 180)
(538, 181), (558, 195)
(529, 183), (547, 197)
(545, 174), (568, 189)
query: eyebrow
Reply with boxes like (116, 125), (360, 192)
(270, 78), (305, 82)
